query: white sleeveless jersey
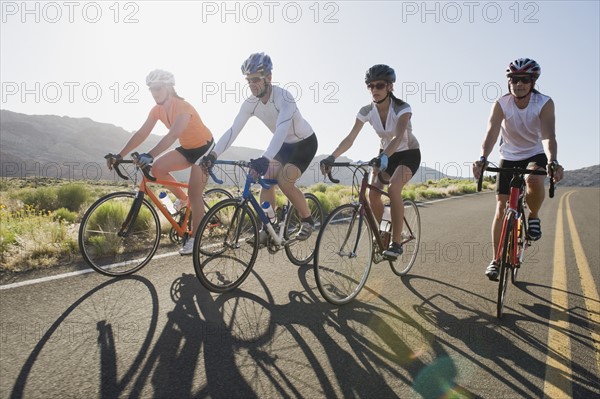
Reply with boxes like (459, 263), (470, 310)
(497, 92), (550, 160)
(213, 85), (314, 160)
(356, 99), (419, 152)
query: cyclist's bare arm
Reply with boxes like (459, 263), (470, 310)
(147, 113), (191, 157)
(383, 112), (411, 157)
(474, 102), (504, 179)
(118, 114), (158, 157)
(539, 99), (563, 182)
(331, 119), (365, 158)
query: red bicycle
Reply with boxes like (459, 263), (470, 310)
(477, 162), (555, 318)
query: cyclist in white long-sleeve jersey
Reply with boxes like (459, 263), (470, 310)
(203, 52), (318, 242)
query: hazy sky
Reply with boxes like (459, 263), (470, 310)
(1, 1), (599, 176)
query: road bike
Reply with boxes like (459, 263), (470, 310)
(477, 162), (554, 318)
(192, 160), (324, 293)
(78, 153), (230, 276)
(313, 161), (421, 305)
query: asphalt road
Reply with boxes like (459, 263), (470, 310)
(1, 187), (598, 398)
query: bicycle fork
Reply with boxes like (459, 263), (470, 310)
(118, 191), (145, 238)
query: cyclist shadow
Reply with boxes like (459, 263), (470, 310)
(10, 276), (160, 399)
(135, 269), (474, 398)
(403, 274), (599, 398)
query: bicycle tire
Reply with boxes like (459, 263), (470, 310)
(313, 204), (373, 305)
(497, 217), (514, 318)
(79, 192), (161, 276)
(389, 199), (421, 276)
(284, 193), (324, 266)
(193, 199), (259, 293)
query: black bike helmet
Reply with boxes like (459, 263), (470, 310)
(365, 64), (396, 84)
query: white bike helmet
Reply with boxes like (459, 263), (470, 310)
(146, 69), (175, 87)
(506, 58), (541, 79)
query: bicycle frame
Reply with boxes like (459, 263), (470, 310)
(494, 174), (526, 268)
(214, 160), (293, 247)
(112, 153), (222, 240)
(329, 163), (416, 253)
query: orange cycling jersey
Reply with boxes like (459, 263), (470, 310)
(150, 98), (213, 149)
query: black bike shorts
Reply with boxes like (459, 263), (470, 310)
(273, 133), (318, 173)
(175, 139), (215, 165)
(497, 153), (548, 195)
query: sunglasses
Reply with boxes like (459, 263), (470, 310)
(509, 75), (533, 84)
(367, 82), (388, 90)
(148, 86), (164, 93)
(246, 76), (263, 84)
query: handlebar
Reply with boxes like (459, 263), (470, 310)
(477, 163), (555, 198)
(211, 160), (271, 190)
(322, 161), (371, 184)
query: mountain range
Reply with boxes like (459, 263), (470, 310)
(1, 109), (598, 187)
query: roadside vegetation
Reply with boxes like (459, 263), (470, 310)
(0, 176), (492, 273)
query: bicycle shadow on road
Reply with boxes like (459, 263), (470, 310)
(116, 266), (478, 398)
(9, 276), (160, 399)
(403, 275), (599, 398)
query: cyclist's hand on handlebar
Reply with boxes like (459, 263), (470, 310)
(136, 153), (154, 168)
(472, 156), (487, 180)
(369, 153), (388, 173)
(105, 153), (122, 170)
(320, 155), (335, 175)
(249, 156), (270, 180)
(201, 152), (217, 170)
(548, 160), (564, 183)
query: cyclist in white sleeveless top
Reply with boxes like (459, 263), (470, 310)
(203, 52), (318, 242)
(321, 64), (421, 259)
(473, 58), (564, 281)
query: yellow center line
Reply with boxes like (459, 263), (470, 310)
(564, 191), (600, 372)
(543, 191), (572, 399)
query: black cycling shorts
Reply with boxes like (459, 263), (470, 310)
(379, 148), (421, 176)
(496, 153), (548, 195)
(273, 133), (318, 173)
(175, 139), (215, 165)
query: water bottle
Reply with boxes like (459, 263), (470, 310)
(379, 204), (392, 249)
(380, 204), (392, 233)
(159, 191), (177, 215)
(262, 201), (277, 224)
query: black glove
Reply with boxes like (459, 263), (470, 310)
(320, 155), (335, 167)
(249, 156), (270, 176)
(105, 153), (122, 170)
(201, 153), (217, 168)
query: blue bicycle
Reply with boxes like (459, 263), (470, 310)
(192, 160), (324, 293)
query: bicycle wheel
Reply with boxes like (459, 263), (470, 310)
(284, 193), (324, 266)
(497, 217), (514, 318)
(313, 204), (373, 305)
(193, 199), (259, 292)
(79, 192), (160, 276)
(389, 199), (421, 276)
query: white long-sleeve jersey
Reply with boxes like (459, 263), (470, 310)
(213, 85), (314, 160)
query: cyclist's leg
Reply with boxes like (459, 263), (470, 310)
(259, 159), (281, 211)
(188, 164), (209, 233)
(277, 163), (310, 218)
(151, 150), (190, 201)
(492, 194), (509, 255)
(368, 175), (385, 223)
(388, 165), (413, 244)
(523, 153), (548, 219)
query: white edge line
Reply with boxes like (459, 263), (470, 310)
(0, 192), (491, 291)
